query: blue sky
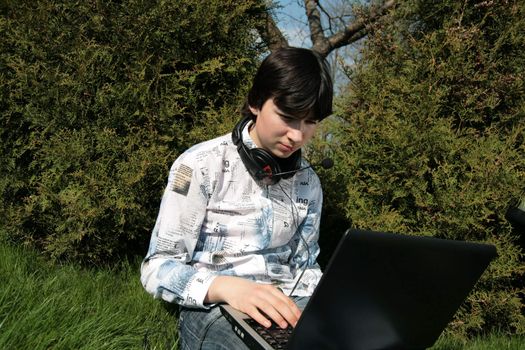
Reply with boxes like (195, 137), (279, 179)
(273, 0), (312, 48)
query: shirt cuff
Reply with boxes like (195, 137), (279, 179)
(183, 271), (217, 308)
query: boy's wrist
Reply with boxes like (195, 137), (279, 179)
(205, 275), (230, 303)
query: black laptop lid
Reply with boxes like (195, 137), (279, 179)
(288, 229), (497, 350)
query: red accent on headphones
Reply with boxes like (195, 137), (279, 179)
(262, 165), (273, 176)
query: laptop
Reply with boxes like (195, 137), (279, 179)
(220, 229), (497, 350)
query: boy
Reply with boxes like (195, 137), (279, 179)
(141, 47), (333, 349)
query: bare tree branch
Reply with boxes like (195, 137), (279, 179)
(326, 0), (396, 54)
(254, 9), (289, 51)
(255, 0), (396, 57)
(316, 1), (336, 35)
(304, 0), (331, 55)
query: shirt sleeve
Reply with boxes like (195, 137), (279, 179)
(140, 151), (216, 308)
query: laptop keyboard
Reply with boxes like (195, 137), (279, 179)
(245, 318), (293, 349)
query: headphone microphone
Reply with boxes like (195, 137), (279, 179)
(258, 157), (334, 178)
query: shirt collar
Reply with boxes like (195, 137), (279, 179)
(241, 120), (258, 150)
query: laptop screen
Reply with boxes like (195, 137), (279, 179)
(287, 229), (497, 349)
(221, 229), (497, 350)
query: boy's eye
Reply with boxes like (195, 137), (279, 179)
(278, 112), (318, 125)
(280, 114), (295, 121)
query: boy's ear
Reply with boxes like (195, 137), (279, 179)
(249, 105), (259, 116)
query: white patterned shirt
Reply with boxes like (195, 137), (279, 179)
(140, 123), (323, 308)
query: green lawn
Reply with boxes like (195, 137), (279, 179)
(0, 241), (523, 349)
(0, 242), (178, 349)
(432, 333), (524, 350)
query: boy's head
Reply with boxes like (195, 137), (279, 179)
(243, 47), (333, 122)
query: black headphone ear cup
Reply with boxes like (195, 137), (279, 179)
(236, 139), (260, 179)
(249, 148), (281, 181)
(232, 116), (279, 182)
(232, 115), (302, 184)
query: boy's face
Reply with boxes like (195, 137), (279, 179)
(249, 99), (318, 159)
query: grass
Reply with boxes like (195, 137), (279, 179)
(1, 240), (523, 349)
(0, 242), (178, 350)
(432, 333), (524, 349)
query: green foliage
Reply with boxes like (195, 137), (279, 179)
(0, 0), (262, 264)
(316, 0), (525, 337)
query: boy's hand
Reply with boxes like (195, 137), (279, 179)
(205, 275), (301, 329)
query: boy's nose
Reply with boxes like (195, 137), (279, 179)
(287, 125), (304, 144)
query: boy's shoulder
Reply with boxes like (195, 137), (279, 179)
(177, 132), (235, 163)
(188, 132), (233, 152)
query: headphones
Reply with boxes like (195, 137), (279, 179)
(232, 116), (302, 185)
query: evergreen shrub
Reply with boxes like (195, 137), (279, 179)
(0, 0), (262, 264)
(314, 0), (525, 337)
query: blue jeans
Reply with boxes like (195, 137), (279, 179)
(178, 297), (310, 350)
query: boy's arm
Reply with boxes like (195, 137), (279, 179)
(140, 157), (215, 308)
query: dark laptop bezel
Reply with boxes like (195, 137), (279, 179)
(221, 229), (497, 350)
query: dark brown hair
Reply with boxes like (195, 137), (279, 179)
(242, 47), (333, 121)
